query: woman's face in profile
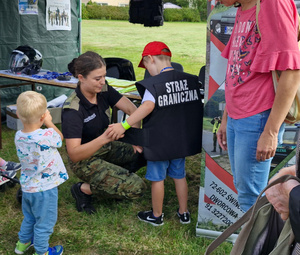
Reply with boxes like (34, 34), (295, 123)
(79, 66), (106, 94)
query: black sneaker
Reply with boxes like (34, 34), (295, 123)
(71, 182), (96, 215)
(177, 208), (191, 224)
(137, 210), (164, 226)
(1, 161), (21, 171)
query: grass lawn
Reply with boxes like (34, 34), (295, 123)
(0, 20), (232, 254)
(81, 20), (207, 81)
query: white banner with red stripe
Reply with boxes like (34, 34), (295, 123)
(198, 153), (243, 225)
(196, 153), (244, 241)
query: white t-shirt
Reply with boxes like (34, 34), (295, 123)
(141, 89), (155, 104)
(15, 128), (68, 193)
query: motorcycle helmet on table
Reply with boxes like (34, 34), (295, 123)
(9, 45), (43, 75)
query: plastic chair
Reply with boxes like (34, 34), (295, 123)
(104, 57), (136, 123)
(199, 65), (205, 90)
(104, 57), (136, 81)
(144, 61), (184, 79)
(198, 65), (205, 99)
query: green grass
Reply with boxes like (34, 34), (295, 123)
(0, 20), (233, 254)
(203, 117), (214, 132)
(81, 20), (207, 81)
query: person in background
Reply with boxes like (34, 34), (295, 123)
(108, 41), (203, 226)
(210, 117), (222, 153)
(14, 91), (67, 255)
(61, 51), (146, 215)
(217, 0), (300, 211)
(266, 165), (300, 251)
(0, 157), (21, 185)
(0, 158), (21, 171)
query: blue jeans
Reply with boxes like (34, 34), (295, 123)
(19, 187), (58, 255)
(227, 110), (284, 212)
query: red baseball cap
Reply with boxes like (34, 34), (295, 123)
(138, 41), (172, 68)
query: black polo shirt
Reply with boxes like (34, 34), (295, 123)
(62, 84), (122, 144)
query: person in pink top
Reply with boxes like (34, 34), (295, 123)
(217, 0), (300, 211)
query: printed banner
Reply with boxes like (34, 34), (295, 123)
(19, 0), (38, 15)
(198, 153), (244, 225)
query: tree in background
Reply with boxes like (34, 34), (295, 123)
(165, 0), (207, 21)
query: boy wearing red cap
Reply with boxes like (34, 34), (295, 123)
(107, 41), (203, 226)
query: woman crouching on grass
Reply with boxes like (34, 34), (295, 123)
(62, 51), (146, 215)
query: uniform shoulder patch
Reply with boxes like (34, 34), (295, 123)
(63, 92), (80, 111)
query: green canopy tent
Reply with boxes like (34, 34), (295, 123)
(0, 0), (81, 119)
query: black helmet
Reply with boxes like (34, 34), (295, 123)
(9, 45), (43, 75)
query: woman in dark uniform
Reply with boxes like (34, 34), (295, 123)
(62, 51), (146, 214)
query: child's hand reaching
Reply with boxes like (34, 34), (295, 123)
(42, 110), (64, 140)
(107, 123), (126, 140)
(43, 110), (53, 127)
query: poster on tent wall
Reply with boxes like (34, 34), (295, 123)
(19, 0), (38, 15)
(46, 0), (71, 31)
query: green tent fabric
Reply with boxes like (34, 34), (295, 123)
(0, 0), (81, 119)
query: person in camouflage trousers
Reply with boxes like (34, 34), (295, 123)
(62, 51), (146, 215)
(70, 142), (146, 200)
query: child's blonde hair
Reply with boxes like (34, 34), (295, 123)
(143, 49), (171, 66)
(16, 91), (47, 124)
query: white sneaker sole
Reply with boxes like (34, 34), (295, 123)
(137, 215), (164, 227)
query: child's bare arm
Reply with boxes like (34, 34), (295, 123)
(43, 110), (64, 140)
(125, 101), (155, 127)
(107, 101), (155, 140)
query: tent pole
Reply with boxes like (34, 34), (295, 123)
(78, 0), (82, 54)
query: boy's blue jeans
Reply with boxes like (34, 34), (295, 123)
(227, 110), (284, 212)
(19, 187), (58, 255)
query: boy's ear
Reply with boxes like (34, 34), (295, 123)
(144, 55), (155, 64)
(40, 113), (46, 122)
(148, 55), (155, 63)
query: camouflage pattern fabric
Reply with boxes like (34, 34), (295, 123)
(70, 141), (147, 199)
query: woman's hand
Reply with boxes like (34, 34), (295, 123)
(265, 165), (299, 220)
(217, 119), (228, 151)
(266, 178), (299, 220)
(256, 130), (277, 161)
(217, 108), (228, 151)
(107, 123), (125, 140)
(66, 129), (121, 163)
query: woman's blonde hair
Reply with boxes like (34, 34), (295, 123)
(16, 91), (47, 124)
